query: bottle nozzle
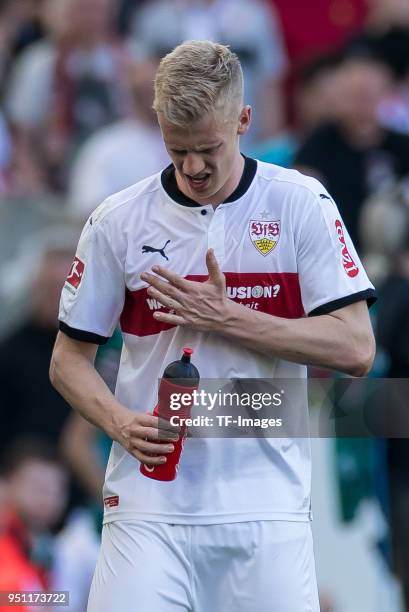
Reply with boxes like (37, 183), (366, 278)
(182, 347), (193, 363)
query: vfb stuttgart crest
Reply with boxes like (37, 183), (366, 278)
(249, 220), (280, 256)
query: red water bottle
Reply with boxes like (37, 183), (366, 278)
(140, 348), (200, 481)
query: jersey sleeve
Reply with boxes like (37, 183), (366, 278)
(58, 212), (125, 344)
(296, 185), (376, 316)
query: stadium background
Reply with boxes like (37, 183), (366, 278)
(0, 0), (409, 610)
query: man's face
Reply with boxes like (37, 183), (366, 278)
(333, 62), (392, 134)
(62, 0), (112, 42)
(9, 460), (67, 531)
(158, 106), (251, 205)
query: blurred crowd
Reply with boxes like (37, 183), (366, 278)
(0, 0), (409, 610)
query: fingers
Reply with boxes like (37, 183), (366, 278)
(149, 266), (189, 290)
(127, 432), (176, 466)
(206, 249), (225, 288)
(140, 252), (226, 331)
(121, 413), (182, 465)
(140, 426), (180, 442)
(136, 413), (181, 438)
(134, 438), (175, 456)
(142, 251), (225, 297)
(127, 437), (171, 466)
(140, 271), (187, 297)
(156, 416), (181, 436)
(152, 311), (187, 325)
(147, 286), (183, 311)
(134, 451), (168, 466)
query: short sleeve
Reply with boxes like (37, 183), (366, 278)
(58, 212), (126, 344)
(296, 186), (376, 316)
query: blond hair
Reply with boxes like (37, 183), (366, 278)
(153, 40), (243, 126)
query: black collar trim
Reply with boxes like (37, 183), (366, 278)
(161, 156), (257, 207)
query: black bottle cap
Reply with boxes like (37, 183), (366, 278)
(163, 347), (199, 383)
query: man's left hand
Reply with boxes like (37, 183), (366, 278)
(140, 249), (230, 331)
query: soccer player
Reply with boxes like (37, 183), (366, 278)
(50, 40), (376, 611)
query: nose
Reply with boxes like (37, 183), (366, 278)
(183, 152), (206, 177)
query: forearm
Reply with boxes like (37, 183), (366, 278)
(220, 301), (373, 376)
(50, 345), (130, 442)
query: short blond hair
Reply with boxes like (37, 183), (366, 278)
(153, 40), (243, 126)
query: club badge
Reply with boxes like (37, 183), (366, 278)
(249, 220), (280, 256)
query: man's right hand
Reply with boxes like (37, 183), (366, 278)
(116, 412), (181, 466)
(50, 332), (181, 467)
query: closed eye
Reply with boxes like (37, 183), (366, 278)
(200, 144), (221, 154)
(170, 144), (221, 155)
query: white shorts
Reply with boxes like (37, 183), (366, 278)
(87, 520), (319, 612)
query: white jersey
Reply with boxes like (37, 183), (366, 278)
(59, 158), (375, 525)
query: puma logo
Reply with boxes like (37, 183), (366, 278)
(142, 240), (171, 260)
(320, 193), (331, 201)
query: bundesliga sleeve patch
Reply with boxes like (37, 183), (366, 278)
(335, 220), (359, 278)
(64, 256), (85, 293)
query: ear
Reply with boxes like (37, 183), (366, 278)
(237, 105), (252, 136)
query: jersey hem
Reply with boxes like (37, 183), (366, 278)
(102, 510), (312, 525)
